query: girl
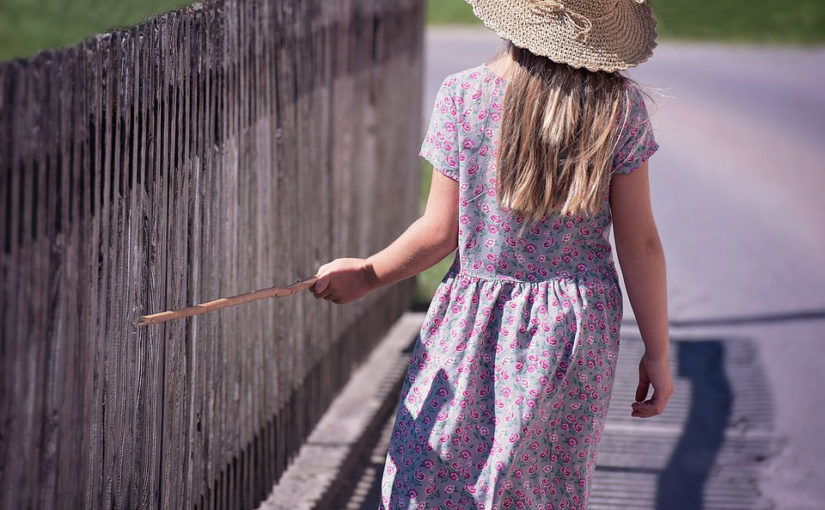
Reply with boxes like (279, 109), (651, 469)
(311, 1), (674, 508)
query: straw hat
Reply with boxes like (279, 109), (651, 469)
(464, 0), (658, 72)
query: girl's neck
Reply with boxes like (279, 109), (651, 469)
(486, 49), (517, 82)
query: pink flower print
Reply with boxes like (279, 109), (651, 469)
(485, 263), (495, 272)
(478, 109), (488, 121)
(489, 224), (500, 234)
(460, 214), (472, 225)
(525, 243), (537, 254)
(505, 236), (517, 247)
(475, 221), (487, 232)
(479, 144), (490, 156)
(514, 270), (525, 279)
(444, 121), (456, 132)
(492, 101), (503, 112)
(468, 163), (480, 175)
(472, 260), (483, 270)
(487, 253), (498, 262)
(462, 138), (475, 149)
(462, 121), (473, 132)
(481, 203), (491, 213)
(445, 155), (457, 168)
(491, 112), (501, 122)
(485, 238), (496, 247)
(498, 259), (509, 270)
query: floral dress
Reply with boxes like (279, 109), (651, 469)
(379, 64), (659, 510)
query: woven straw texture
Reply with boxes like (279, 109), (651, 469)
(464, 0), (658, 72)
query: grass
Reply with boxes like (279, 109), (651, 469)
(0, 0), (193, 62)
(427, 0), (825, 45)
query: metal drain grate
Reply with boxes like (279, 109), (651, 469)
(336, 334), (778, 510)
(590, 335), (777, 510)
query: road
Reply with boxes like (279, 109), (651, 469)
(339, 28), (825, 510)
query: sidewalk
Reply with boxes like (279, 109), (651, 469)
(261, 313), (779, 510)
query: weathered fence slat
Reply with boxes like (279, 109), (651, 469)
(0, 0), (424, 508)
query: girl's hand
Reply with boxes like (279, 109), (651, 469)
(631, 352), (674, 418)
(310, 258), (374, 305)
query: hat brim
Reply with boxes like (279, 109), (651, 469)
(465, 0), (658, 72)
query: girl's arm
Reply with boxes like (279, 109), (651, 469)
(365, 169), (459, 289)
(609, 161), (674, 418)
(310, 169), (459, 303)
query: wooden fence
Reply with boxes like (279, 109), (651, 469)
(0, 0), (424, 508)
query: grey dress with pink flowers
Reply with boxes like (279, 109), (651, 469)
(379, 64), (659, 510)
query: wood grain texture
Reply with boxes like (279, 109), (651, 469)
(0, 0), (425, 508)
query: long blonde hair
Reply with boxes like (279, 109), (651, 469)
(496, 42), (632, 228)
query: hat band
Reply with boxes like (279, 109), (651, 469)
(527, 0), (647, 42)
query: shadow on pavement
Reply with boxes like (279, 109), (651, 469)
(657, 341), (731, 509)
(624, 308), (825, 328)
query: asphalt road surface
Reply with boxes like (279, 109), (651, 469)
(339, 28), (825, 510)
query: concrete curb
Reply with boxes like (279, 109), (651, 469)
(256, 312), (424, 510)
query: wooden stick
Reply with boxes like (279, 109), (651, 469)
(137, 274), (321, 327)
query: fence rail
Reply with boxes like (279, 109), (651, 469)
(0, 0), (424, 508)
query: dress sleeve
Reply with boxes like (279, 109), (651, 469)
(419, 78), (461, 182)
(611, 84), (660, 175)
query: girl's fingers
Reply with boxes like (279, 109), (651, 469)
(312, 275), (330, 296)
(631, 392), (668, 418)
(634, 380), (650, 403)
(635, 360), (650, 402)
